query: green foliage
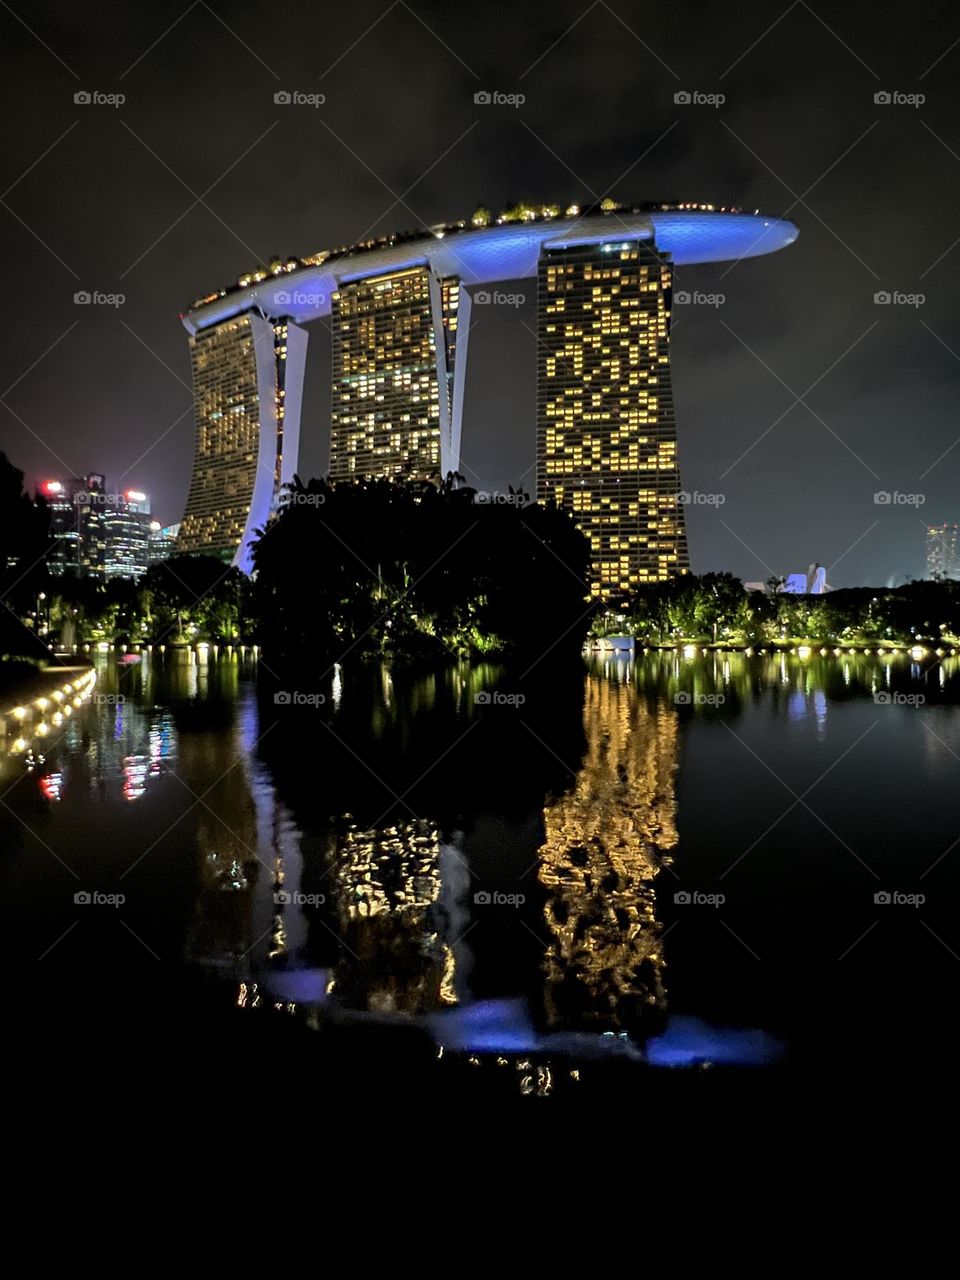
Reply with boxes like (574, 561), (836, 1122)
(250, 475), (590, 667)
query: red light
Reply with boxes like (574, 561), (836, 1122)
(44, 481), (62, 494)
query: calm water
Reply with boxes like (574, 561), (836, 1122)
(3, 648), (959, 1101)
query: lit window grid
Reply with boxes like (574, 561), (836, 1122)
(536, 241), (689, 597)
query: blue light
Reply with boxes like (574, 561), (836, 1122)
(185, 210), (799, 333)
(646, 1016), (784, 1067)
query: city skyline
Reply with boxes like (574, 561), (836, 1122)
(3, 2), (960, 586)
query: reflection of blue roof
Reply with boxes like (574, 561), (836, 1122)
(183, 209), (798, 334)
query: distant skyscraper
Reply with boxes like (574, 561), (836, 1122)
(147, 521), (180, 565)
(176, 312), (306, 568)
(38, 474), (107, 578)
(329, 266), (460, 484)
(926, 523), (959, 579)
(105, 489), (152, 580)
(536, 239), (689, 597)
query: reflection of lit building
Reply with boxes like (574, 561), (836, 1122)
(926, 523), (960, 579)
(326, 817), (457, 1015)
(538, 677), (679, 1033)
(329, 267), (460, 484)
(537, 240), (689, 597)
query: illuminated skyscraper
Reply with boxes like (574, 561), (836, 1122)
(329, 267), (461, 483)
(105, 489), (151, 580)
(38, 474), (107, 578)
(926, 523), (960, 579)
(176, 311), (306, 569)
(180, 204), (796, 584)
(537, 239), (689, 597)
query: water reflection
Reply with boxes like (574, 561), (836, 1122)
(538, 677), (678, 1036)
(5, 646), (960, 1080)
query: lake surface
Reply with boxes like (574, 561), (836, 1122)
(2, 648), (959, 1104)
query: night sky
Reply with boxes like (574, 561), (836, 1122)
(2, 0), (959, 585)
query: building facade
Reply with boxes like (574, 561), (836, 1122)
(178, 204), (797, 587)
(926, 523), (959, 579)
(147, 521), (180, 565)
(39, 474), (108, 578)
(329, 266), (460, 484)
(104, 490), (152, 580)
(536, 239), (689, 597)
(176, 311), (306, 570)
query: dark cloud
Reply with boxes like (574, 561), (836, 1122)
(2, 0), (959, 584)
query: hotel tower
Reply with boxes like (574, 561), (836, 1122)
(177, 201), (797, 583)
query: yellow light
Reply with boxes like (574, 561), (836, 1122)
(11, 707), (26, 720)
(798, 646), (811, 658)
(11, 738), (27, 753)
(36, 697), (49, 711)
(36, 722), (49, 736)
(910, 646), (926, 659)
